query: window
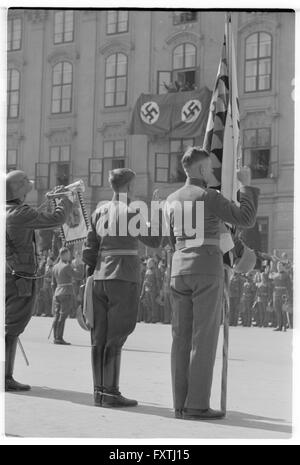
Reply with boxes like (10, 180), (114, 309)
(8, 17), (22, 51)
(257, 217), (269, 253)
(7, 69), (20, 118)
(49, 145), (71, 186)
(172, 43), (197, 91)
(155, 138), (193, 183)
(7, 149), (17, 171)
(54, 10), (74, 44)
(243, 128), (271, 179)
(35, 163), (49, 190)
(245, 32), (272, 92)
(51, 62), (73, 114)
(173, 11), (197, 25)
(89, 159), (103, 187)
(103, 140), (126, 186)
(107, 10), (129, 34)
(157, 71), (172, 95)
(105, 53), (128, 107)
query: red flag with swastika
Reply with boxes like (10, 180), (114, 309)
(129, 87), (211, 138)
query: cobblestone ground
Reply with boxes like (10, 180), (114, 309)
(4, 317), (292, 440)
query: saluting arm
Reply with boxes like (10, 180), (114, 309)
(17, 199), (72, 230)
(205, 186), (257, 229)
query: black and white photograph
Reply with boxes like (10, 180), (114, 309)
(1, 2), (299, 447)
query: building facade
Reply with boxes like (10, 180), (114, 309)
(6, 9), (295, 256)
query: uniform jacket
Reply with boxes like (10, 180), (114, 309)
(52, 261), (83, 296)
(6, 199), (69, 275)
(82, 195), (161, 283)
(164, 178), (258, 277)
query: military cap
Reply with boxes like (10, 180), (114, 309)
(6, 170), (34, 201)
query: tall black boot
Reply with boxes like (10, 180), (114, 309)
(5, 335), (30, 392)
(92, 345), (105, 406)
(102, 346), (137, 408)
(54, 318), (71, 345)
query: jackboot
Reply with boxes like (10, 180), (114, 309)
(5, 335), (30, 392)
(102, 346), (137, 408)
(54, 318), (71, 345)
(92, 345), (105, 406)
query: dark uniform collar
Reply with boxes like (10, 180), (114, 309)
(185, 177), (207, 189)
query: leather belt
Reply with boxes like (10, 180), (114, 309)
(175, 238), (220, 250)
(101, 249), (138, 257)
(57, 283), (73, 287)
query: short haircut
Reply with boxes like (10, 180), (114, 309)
(181, 146), (209, 170)
(59, 247), (70, 257)
(108, 168), (136, 192)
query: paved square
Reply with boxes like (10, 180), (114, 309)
(5, 317), (292, 439)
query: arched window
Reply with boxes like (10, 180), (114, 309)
(105, 53), (128, 107)
(51, 61), (73, 114)
(172, 43), (197, 91)
(245, 32), (272, 92)
(7, 69), (20, 118)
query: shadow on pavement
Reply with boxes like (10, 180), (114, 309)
(14, 386), (291, 435)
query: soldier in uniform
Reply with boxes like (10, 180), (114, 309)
(82, 168), (161, 408)
(164, 147), (257, 420)
(51, 247), (83, 344)
(5, 170), (72, 391)
(254, 272), (271, 327)
(229, 273), (243, 326)
(272, 261), (292, 331)
(240, 273), (256, 327)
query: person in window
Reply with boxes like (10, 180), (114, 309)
(163, 80), (180, 93)
(5, 170), (72, 391)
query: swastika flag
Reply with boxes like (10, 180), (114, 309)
(129, 87), (211, 138)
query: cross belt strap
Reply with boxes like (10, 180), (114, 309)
(175, 238), (220, 250)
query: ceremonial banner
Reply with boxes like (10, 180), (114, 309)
(203, 19), (241, 201)
(129, 87), (212, 138)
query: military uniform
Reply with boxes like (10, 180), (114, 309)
(229, 273), (243, 326)
(255, 277), (271, 327)
(272, 271), (292, 331)
(240, 278), (256, 327)
(6, 189), (71, 391)
(164, 177), (257, 414)
(82, 192), (161, 407)
(52, 260), (82, 343)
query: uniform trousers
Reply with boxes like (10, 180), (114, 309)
(170, 273), (224, 411)
(91, 280), (139, 351)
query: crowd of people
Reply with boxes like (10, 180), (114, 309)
(229, 251), (293, 331)
(33, 244), (293, 334)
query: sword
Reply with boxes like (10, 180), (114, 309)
(48, 321), (54, 340)
(17, 338), (29, 366)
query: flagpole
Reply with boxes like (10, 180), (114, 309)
(220, 11), (232, 416)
